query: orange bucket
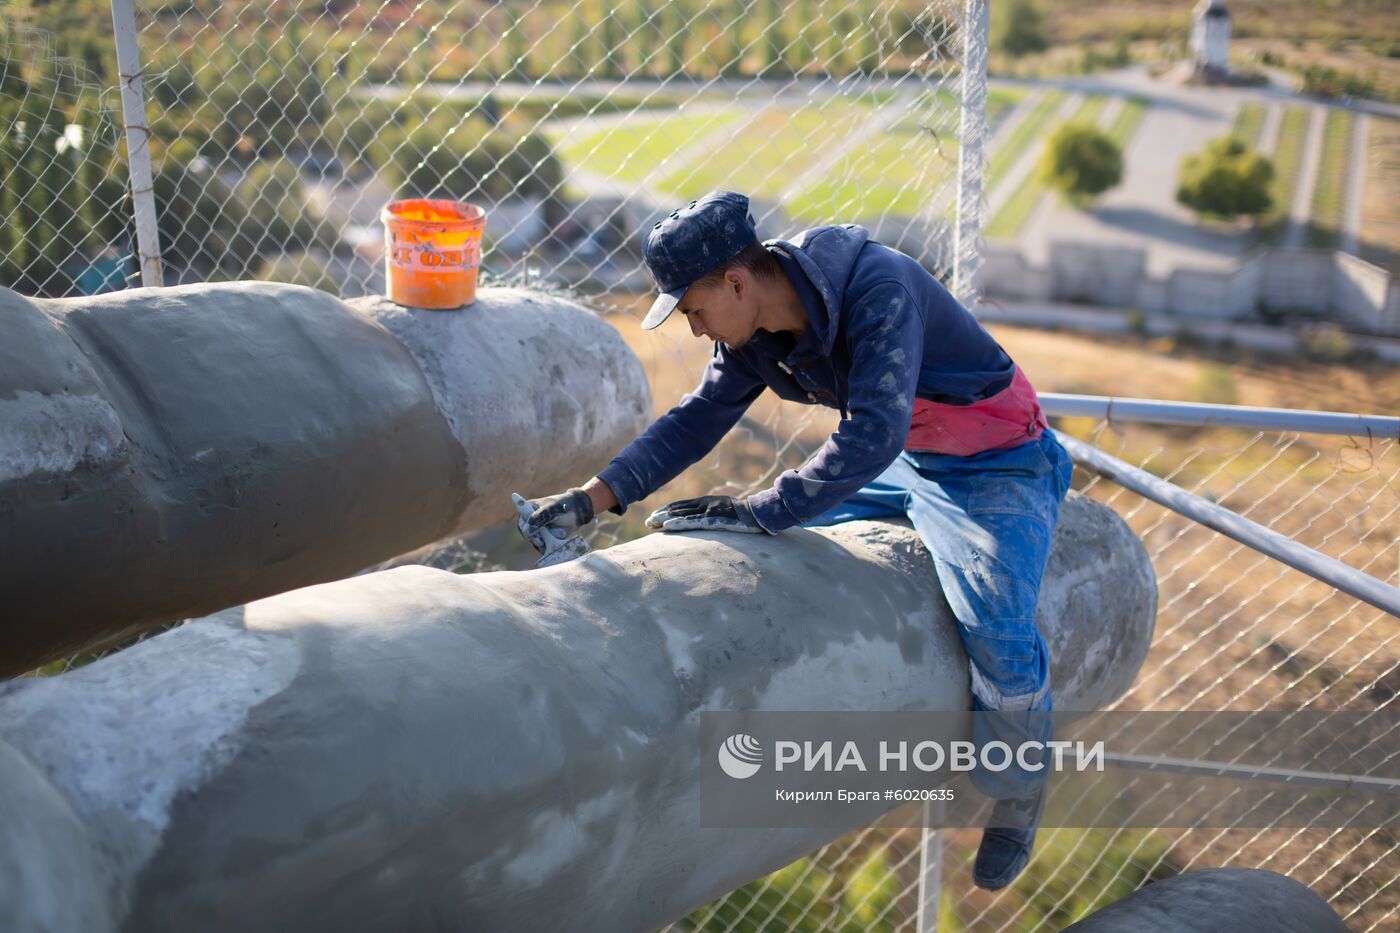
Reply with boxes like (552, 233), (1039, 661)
(382, 198), (486, 309)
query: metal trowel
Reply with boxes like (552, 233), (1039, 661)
(512, 492), (592, 568)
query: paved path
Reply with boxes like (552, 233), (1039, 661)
(546, 101), (734, 140)
(357, 72), (1400, 121)
(1340, 112), (1369, 256)
(1097, 94), (1127, 129)
(1285, 106), (1327, 248)
(989, 88), (1046, 149)
(986, 92), (1085, 217)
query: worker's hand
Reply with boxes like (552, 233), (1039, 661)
(645, 496), (771, 535)
(523, 487), (595, 536)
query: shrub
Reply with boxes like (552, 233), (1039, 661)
(1176, 136), (1274, 220)
(1300, 64), (1377, 100)
(993, 0), (1049, 58)
(1126, 308), (1148, 337)
(1038, 123), (1123, 202)
(1190, 362), (1239, 405)
(383, 114), (563, 204)
(231, 159), (328, 258)
(1299, 323), (1355, 363)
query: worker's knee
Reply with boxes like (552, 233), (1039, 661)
(969, 692), (1055, 800)
(966, 638), (1049, 713)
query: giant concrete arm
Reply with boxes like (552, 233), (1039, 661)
(0, 496), (1155, 933)
(1063, 868), (1347, 932)
(0, 283), (649, 675)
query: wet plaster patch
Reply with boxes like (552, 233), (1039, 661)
(0, 391), (126, 483)
(0, 613), (300, 911)
(355, 288), (651, 533)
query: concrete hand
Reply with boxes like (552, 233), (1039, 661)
(523, 487), (595, 536)
(645, 496), (771, 535)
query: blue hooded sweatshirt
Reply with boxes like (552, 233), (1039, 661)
(597, 224), (1017, 533)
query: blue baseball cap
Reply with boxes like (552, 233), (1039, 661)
(641, 190), (758, 330)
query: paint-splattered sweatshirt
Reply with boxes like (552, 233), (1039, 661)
(597, 223), (1016, 533)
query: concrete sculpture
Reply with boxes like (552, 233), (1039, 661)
(0, 283), (649, 674)
(0, 495), (1155, 932)
(1064, 867), (1347, 932)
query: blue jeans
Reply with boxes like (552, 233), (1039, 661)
(802, 429), (1075, 799)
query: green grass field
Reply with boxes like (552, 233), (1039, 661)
(985, 89), (1068, 189)
(1230, 102), (1267, 148)
(1305, 108), (1355, 248)
(1261, 105), (1311, 245)
(1104, 97), (1149, 149)
(985, 94), (1117, 240)
(550, 106), (744, 191)
(658, 98), (874, 199)
(551, 88), (1037, 224)
(786, 87), (1026, 223)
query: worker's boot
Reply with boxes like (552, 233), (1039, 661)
(972, 784), (1045, 891)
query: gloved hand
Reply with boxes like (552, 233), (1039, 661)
(645, 495), (771, 534)
(523, 487), (595, 536)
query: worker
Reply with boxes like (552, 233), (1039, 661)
(523, 189), (1074, 890)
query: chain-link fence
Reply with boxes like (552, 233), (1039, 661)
(641, 419), (1398, 932)
(4, 0), (1398, 929)
(2, 0), (984, 301)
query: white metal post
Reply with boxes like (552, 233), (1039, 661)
(915, 801), (945, 933)
(952, 0), (989, 306)
(109, 0), (163, 287)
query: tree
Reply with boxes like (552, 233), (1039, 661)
(993, 0), (1049, 58)
(232, 159), (325, 260)
(757, 0), (785, 75)
(385, 115), (563, 205)
(1038, 123), (1123, 203)
(614, 0), (646, 78)
(563, 0), (592, 78)
(665, 2), (690, 76)
(853, 14), (882, 77)
(832, 6), (860, 75)
(1176, 137), (1275, 220)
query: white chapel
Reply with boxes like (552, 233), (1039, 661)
(1190, 0), (1233, 80)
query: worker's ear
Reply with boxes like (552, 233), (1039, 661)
(726, 267), (744, 298)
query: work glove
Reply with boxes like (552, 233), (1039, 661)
(645, 495), (771, 535)
(523, 487), (595, 536)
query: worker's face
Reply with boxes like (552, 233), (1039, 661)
(677, 270), (758, 349)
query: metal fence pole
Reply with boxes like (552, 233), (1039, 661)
(951, 0), (988, 305)
(923, 5), (985, 921)
(109, 0), (163, 287)
(916, 801), (945, 933)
